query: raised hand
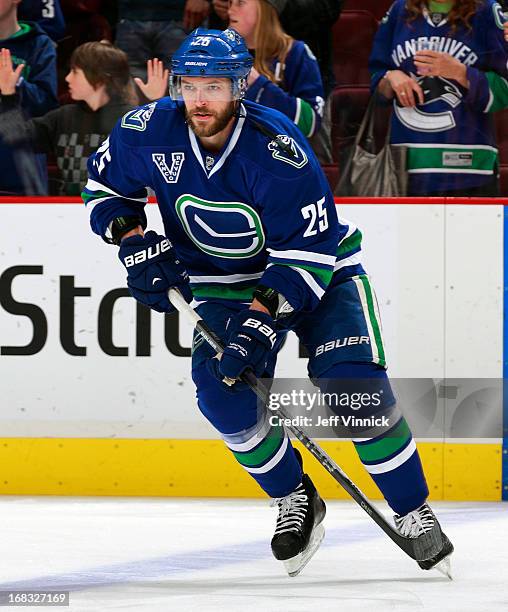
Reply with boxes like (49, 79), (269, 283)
(212, 0), (229, 21)
(183, 0), (210, 30)
(134, 58), (169, 101)
(0, 48), (24, 95)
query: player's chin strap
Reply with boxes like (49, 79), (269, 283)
(167, 287), (443, 565)
(233, 105), (298, 159)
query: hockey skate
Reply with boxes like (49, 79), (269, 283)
(394, 503), (454, 579)
(270, 455), (326, 577)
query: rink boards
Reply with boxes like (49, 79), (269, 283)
(0, 197), (505, 500)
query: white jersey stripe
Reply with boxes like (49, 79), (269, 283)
(189, 272), (264, 284)
(268, 248), (336, 267)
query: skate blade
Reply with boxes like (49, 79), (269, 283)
(283, 523), (325, 578)
(434, 555), (452, 580)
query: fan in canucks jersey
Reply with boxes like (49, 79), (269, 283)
(83, 28), (452, 576)
(370, 0), (508, 196)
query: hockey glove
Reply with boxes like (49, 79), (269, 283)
(118, 230), (193, 313)
(214, 310), (278, 384)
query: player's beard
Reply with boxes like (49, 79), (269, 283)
(185, 102), (237, 138)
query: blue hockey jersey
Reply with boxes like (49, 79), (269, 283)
(369, 0), (508, 194)
(245, 41), (325, 139)
(83, 99), (364, 312)
(19, 0), (66, 42)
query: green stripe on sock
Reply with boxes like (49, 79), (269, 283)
(359, 274), (386, 367)
(337, 229), (363, 257)
(354, 418), (411, 463)
(232, 425), (284, 468)
(407, 146), (497, 172)
(297, 99), (315, 137)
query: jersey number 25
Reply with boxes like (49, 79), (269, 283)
(301, 197), (328, 237)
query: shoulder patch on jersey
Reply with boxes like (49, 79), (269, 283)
(175, 194), (265, 259)
(121, 102), (157, 132)
(268, 135), (308, 169)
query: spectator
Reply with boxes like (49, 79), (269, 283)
(278, 0), (343, 99)
(115, 0), (210, 80)
(228, 0), (325, 146)
(0, 41), (166, 195)
(18, 0), (65, 42)
(0, 0), (57, 194)
(276, 0), (344, 163)
(370, 0), (508, 197)
(210, 0), (228, 28)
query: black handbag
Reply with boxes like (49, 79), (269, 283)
(335, 94), (408, 197)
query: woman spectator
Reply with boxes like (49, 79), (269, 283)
(0, 41), (168, 195)
(369, 0), (508, 196)
(228, 0), (325, 145)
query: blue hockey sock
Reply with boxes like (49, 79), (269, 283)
(221, 414), (303, 498)
(193, 361), (302, 498)
(319, 362), (429, 515)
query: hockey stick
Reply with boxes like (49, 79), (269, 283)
(168, 288), (438, 562)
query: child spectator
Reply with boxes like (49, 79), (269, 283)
(18, 0), (65, 42)
(370, 0), (508, 197)
(228, 0), (325, 146)
(0, 41), (166, 195)
(0, 0), (57, 194)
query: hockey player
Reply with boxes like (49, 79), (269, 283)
(83, 28), (453, 576)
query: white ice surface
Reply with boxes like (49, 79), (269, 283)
(0, 498), (507, 611)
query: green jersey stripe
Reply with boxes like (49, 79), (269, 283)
(272, 261), (333, 286)
(406, 146), (498, 173)
(337, 228), (363, 257)
(191, 284), (256, 301)
(296, 98), (316, 137)
(486, 72), (508, 113)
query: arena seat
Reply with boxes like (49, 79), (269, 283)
(495, 109), (508, 165)
(321, 164), (339, 191)
(332, 10), (379, 87)
(343, 0), (393, 21)
(499, 165), (508, 196)
(330, 86), (372, 164)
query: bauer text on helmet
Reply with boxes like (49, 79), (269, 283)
(170, 28), (254, 101)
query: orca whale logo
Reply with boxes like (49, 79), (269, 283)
(268, 134), (308, 169)
(395, 76), (464, 133)
(175, 194), (265, 259)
